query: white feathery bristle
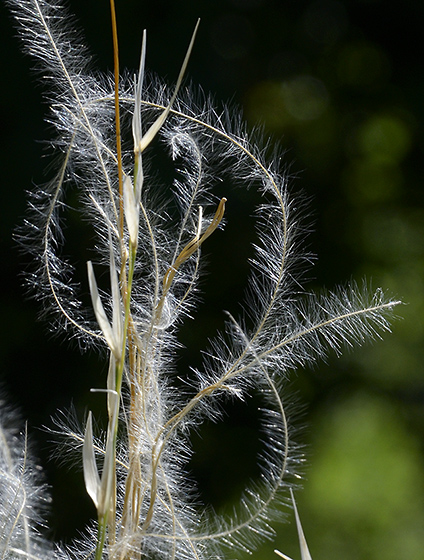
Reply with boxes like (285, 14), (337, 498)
(5, 2), (402, 560)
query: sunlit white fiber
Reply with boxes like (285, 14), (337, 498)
(4, 2), (401, 560)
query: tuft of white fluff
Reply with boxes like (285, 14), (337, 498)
(0, 399), (52, 560)
(4, 2), (401, 560)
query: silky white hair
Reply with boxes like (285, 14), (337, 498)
(2, 2), (400, 560)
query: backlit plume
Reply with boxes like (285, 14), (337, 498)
(1, 2), (400, 560)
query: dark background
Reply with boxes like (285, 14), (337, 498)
(1, 1), (424, 559)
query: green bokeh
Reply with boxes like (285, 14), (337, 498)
(304, 393), (424, 559)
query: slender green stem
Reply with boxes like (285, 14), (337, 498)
(95, 514), (108, 560)
(116, 243), (137, 394)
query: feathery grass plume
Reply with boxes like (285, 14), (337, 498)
(5, 1), (402, 560)
(0, 398), (52, 560)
